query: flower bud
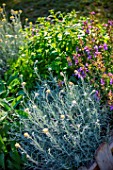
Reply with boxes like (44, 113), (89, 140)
(21, 82), (26, 86)
(24, 132), (30, 138)
(15, 143), (21, 148)
(60, 114), (65, 119)
(69, 82), (74, 86)
(42, 128), (49, 134)
(46, 89), (51, 93)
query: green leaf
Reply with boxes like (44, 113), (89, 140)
(11, 95), (22, 109)
(7, 72), (19, 85)
(0, 135), (6, 152)
(0, 100), (11, 111)
(0, 153), (5, 169)
(0, 111), (7, 122)
(8, 78), (20, 90)
(15, 110), (28, 118)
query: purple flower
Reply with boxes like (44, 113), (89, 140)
(61, 81), (64, 85)
(75, 59), (78, 65)
(77, 54), (81, 57)
(81, 71), (86, 78)
(85, 63), (89, 67)
(94, 90), (100, 101)
(86, 49), (90, 54)
(94, 52), (101, 57)
(88, 55), (92, 59)
(110, 105), (113, 111)
(90, 20), (94, 23)
(74, 71), (81, 78)
(110, 78), (113, 85)
(92, 38), (95, 42)
(108, 20), (113, 26)
(77, 67), (87, 78)
(68, 62), (72, 66)
(76, 47), (79, 52)
(99, 45), (103, 49)
(88, 25), (92, 29)
(84, 46), (89, 50)
(85, 68), (89, 72)
(103, 43), (108, 50)
(86, 29), (89, 34)
(74, 69), (86, 78)
(78, 67), (83, 72)
(94, 45), (98, 51)
(100, 78), (105, 85)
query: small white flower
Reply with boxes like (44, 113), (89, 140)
(20, 74), (23, 78)
(34, 67), (37, 71)
(33, 105), (37, 109)
(35, 93), (39, 97)
(15, 143), (21, 148)
(60, 72), (64, 77)
(35, 60), (38, 64)
(46, 89), (51, 93)
(24, 108), (29, 113)
(48, 67), (52, 71)
(42, 128), (49, 134)
(72, 100), (77, 105)
(87, 108), (90, 112)
(84, 92), (87, 96)
(69, 82), (74, 86)
(97, 119), (99, 123)
(21, 82), (26, 86)
(24, 132), (30, 138)
(21, 54), (26, 57)
(76, 124), (81, 129)
(26, 154), (30, 158)
(60, 114), (65, 119)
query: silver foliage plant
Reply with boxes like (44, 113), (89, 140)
(17, 74), (109, 170)
(0, 6), (24, 77)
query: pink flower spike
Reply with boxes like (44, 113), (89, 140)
(108, 73), (112, 77)
(90, 11), (96, 15)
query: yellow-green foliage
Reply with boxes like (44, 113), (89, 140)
(8, 10), (113, 109)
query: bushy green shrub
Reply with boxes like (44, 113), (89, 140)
(0, 4), (25, 77)
(0, 108), (26, 170)
(8, 10), (113, 108)
(14, 75), (109, 169)
(7, 10), (84, 87)
(0, 77), (27, 170)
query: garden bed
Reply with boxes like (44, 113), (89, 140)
(0, 2), (113, 170)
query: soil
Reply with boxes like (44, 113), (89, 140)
(0, 0), (113, 24)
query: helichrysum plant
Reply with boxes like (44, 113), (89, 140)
(14, 74), (109, 170)
(0, 4), (24, 77)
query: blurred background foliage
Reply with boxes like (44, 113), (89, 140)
(0, 0), (113, 23)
